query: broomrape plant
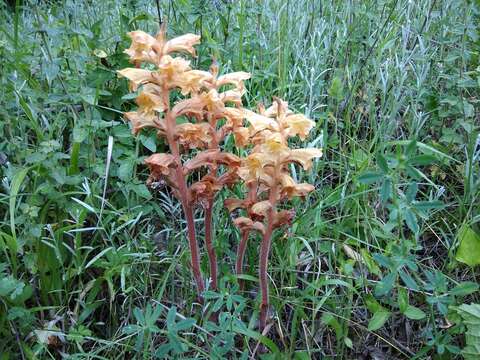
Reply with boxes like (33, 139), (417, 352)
(118, 26), (321, 331)
(118, 24), (249, 294)
(225, 99), (322, 330)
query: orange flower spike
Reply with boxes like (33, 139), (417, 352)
(119, 27), (208, 297)
(226, 97), (321, 332)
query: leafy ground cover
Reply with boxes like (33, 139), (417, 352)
(1, 0), (479, 358)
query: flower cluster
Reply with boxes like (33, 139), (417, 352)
(118, 26), (321, 332)
(224, 98), (322, 329)
(119, 25), (250, 293)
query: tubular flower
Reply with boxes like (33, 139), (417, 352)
(124, 25), (200, 65)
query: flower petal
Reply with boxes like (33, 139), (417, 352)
(124, 111), (164, 135)
(144, 153), (176, 178)
(163, 33), (201, 57)
(217, 71), (251, 88)
(124, 31), (158, 63)
(233, 127), (249, 147)
(283, 114), (316, 140)
(251, 200), (272, 217)
(117, 68), (156, 91)
(262, 98), (289, 118)
(286, 148), (323, 169)
(279, 174), (315, 198)
(175, 123), (212, 149)
(136, 83), (167, 113)
(244, 110), (280, 133)
(233, 217), (265, 234)
(183, 150), (240, 173)
(224, 198), (248, 212)
(176, 70), (214, 95)
(273, 209), (295, 227)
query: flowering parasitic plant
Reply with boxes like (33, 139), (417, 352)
(225, 98), (322, 330)
(118, 24), (250, 295)
(118, 26), (321, 332)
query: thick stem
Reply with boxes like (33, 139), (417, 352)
(258, 169), (279, 332)
(165, 107), (204, 297)
(236, 230), (250, 290)
(259, 215), (274, 331)
(184, 202), (205, 294)
(204, 201), (217, 290)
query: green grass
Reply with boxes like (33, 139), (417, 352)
(1, 0), (479, 358)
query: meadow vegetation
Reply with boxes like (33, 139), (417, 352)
(1, 0), (480, 358)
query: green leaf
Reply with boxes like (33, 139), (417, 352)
(175, 318), (195, 332)
(328, 77), (343, 100)
(406, 182), (418, 202)
(450, 282), (479, 297)
(9, 167), (30, 251)
(368, 310), (390, 331)
(404, 306), (426, 320)
(404, 209), (419, 234)
(232, 324), (280, 354)
(129, 184), (152, 200)
(408, 155), (437, 166)
(377, 153), (389, 174)
(0, 276), (25, 300)
(412, 200), (445, 211)
(364, 294), (383, 313)
(456, 303), (480, 360)
(398, 268), (419, 291)
(455, 225), (480, 267)
(358, 171), (384, 184)
(374, 272), (396, 297)
(380, 178), (392, 204)
(398, 288), (408, 313)
(139, 134), (156, 152)
(321, 313), (343, 339)
(293, 352), (310, 360)
(118, 160), (134, 181)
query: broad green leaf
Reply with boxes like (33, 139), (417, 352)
(293, 351), (310, 360)
(404, 306), (426, 320)
(377, 153), (389, 174)
(450, 282), (479, 296)
(232, 324), (280, 354)
(368, 310), (390, 331)
(374, 272), (396, 297)
(456, 303), (480, 360)
(398, 268), (419, 291)
(358, 171), (384, 184)
(413, 201), (445, 211)
(380, 178), (391, 204)
(455, 225), (480, 267)
(404, 209), (419, 234)
(321, 313), (343, 339)
(129, 183), (152, 200)
(139, 133), (156, 152)
(328, 77), (343, 100)
(406, 182), (418, 202)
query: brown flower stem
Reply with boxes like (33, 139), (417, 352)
(259, 173), (279, 332)
(165, 102), (204, 297)
(183, 201), (205, 295)
(236, 230), (250, 290)
(259, 215), (274, 331)
(204, 199), (217, 290)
